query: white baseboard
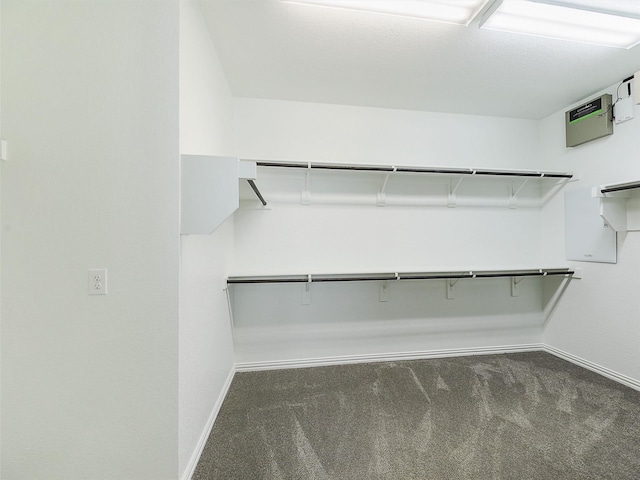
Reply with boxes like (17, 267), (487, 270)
(235, 343), (544, 372)
(180, 367), (236, 480)
(543, 344), (640, 392)
(236, 344), (640, 391)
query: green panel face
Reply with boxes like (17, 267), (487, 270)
(565, 94), (613, 147)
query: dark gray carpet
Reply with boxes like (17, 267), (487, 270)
(192, 352), (640, 479)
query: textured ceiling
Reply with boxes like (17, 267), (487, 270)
(199, 0), (640, 119)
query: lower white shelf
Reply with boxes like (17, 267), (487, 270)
(227, 266), (577, 366)
(227, 267), (577, 301)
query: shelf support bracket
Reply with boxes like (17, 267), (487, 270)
(379, 280), (390, 302)
(509, 178), (529, 209)
(446, 277), (460, 299)
(600, 196), (629, 232)
(302, 163), (312, 205)
(377, 167), (396, 207)
(302, 275), (312, 305)
(448, 177), (464, 208)
(225, 283), (236, 341)
(511, 276), (524, 297)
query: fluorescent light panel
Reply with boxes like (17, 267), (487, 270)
(481, 0), (640, 49)
(545, 0), (640, 18)
(281, 0), (490, 26)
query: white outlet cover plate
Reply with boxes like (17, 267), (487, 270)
(88, 269), (108, 295)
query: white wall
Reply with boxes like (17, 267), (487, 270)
(1, 1), (180, 479)
(178, 1), (236, 478)
(231, 99), (558, 364)
(540, 86), (640, 382)
(234, 99), (545, 273)
(235, 98), (540, 168)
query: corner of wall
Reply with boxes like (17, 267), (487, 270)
(538, 83), (640, 386)
(178, 1), (237, 477)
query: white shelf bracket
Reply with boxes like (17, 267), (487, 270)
(446, 277), (460, 299)
(600, 197), (629, 232)
(225, 283), (236, 340)
(379, 280), (390, 302)
(377, 167), (396, 207)
(448, 177), (464, 208)
(541, 175), (576, 206)
(302, 275), (312, 305)
(511, 276), (524, 297)
(509, 178), (529, 209)
(1, 140), (7, 161)
(592, 183), (640, 231)
(302, 163), (312, 205)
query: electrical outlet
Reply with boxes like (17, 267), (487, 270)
(88, 269), (107, 295)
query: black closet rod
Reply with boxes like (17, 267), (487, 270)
(400, 270), (573, 281)
(256, 161), (394, 172)
(227, 269), (575, 285)
(253, 161), (573, 179)
(472, 170), (571, 179)
(601, 181), (640, 194)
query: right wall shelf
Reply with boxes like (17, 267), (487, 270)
(593, 180), (640, 232)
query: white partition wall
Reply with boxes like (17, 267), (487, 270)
(1, 2), (180, 479)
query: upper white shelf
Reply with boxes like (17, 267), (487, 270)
(242, 159), (574, 208)
(253, 160), (573, 179)
(593, 180), (640, 232)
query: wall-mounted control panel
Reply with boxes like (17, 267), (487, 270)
(565, 94), (613, 147)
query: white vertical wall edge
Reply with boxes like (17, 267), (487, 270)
(181, 367), (236, 480)
(544, 344), (640, 392)
(1, 140), (8, 161)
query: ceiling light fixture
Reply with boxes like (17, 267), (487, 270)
(280, 0), (491, 26)
(480, 0), (640, 49)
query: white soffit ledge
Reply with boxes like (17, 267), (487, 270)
(280, 0), (491, 26)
